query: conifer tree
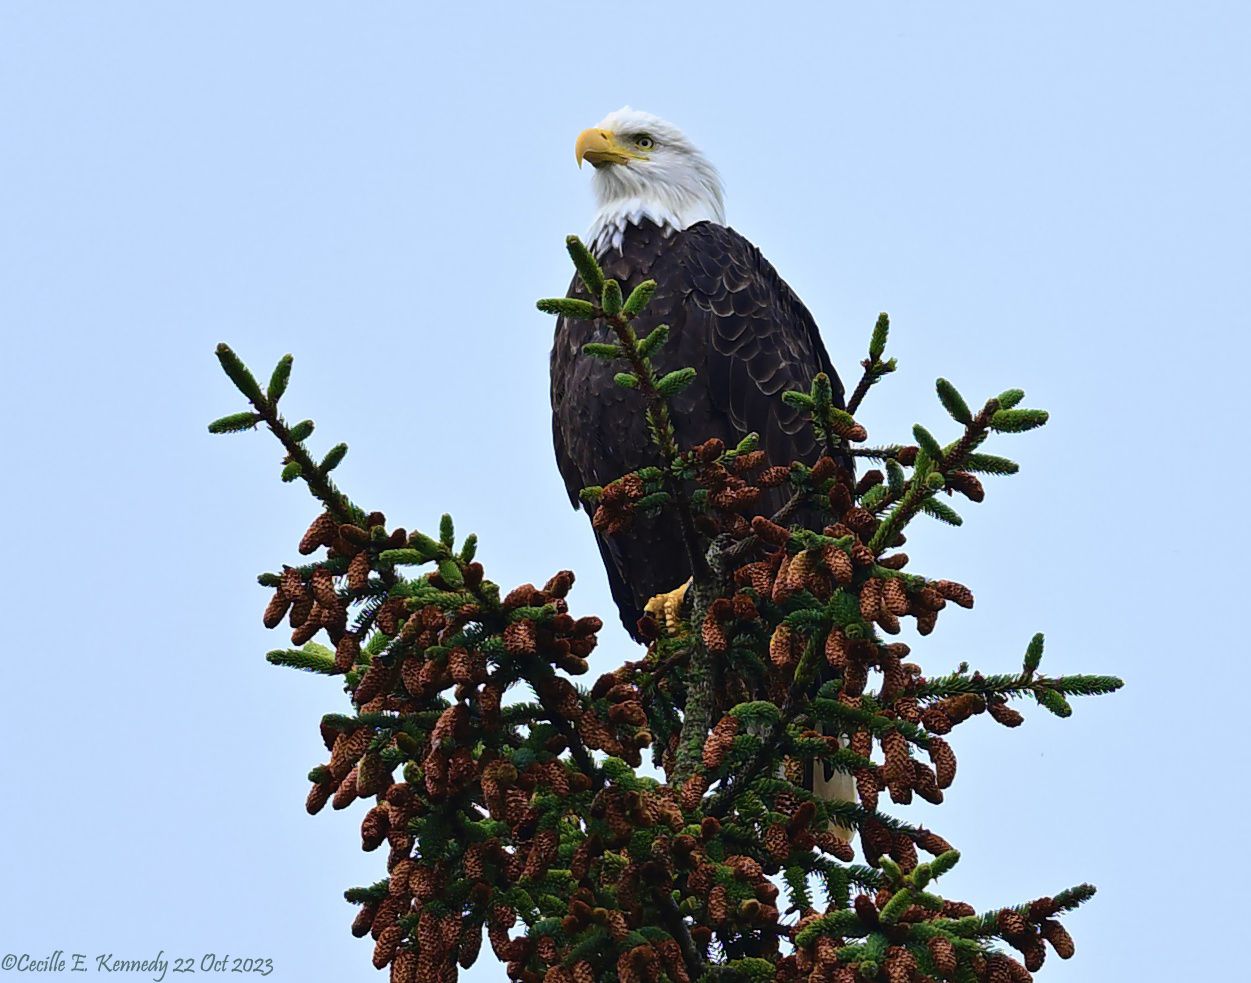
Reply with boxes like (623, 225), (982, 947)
(211, 236), (1120, 983)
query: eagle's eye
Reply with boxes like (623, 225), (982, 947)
(635, 135), (654, 150)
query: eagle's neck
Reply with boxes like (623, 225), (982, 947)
(588, 163), (725, 255)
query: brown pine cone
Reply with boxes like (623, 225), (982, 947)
(1023, 939), (1046, 972)
(370, 898), (401, 941)
(824, 629), (849, 668)
(859, 577), (884, 622)
(279, 567), (308, 602)
(912, 760), (943, 804)
(329, 727), (370, 779)
(882, 578), (910, 616)
(919, 935), (954, 974)
(890, 831), (918, 871)
(372, 924), (403, 969)
(702, 611), (729, 654)
(571, 962), (595, 983)
(502, 619), (537, 656)
(299, 512), (337, 554)
(855, 768), (880, 812)
(332, 766), (360, 810)
(352, 902), (378, 939)
(458, 919), (483, 969)
(933, 578), (974, 608)
(987, 699), (1025, 728)
(881, 730), (911, 793)
(345, 550), (371, 592)
(707, 885), (728, 925)
(288, 594), (314, 629)
(310, 567), (337, 607)
(1040, 919), (1075, 958)
(306, 780), (332, 816)
(920, 706), (953, 734)
(771, 553), (795, 604)
(764, 824), (789, 861)
(262, 591), (290, 628)
(884, 946), (916, 983)
(998, 908), (1029, 939)
(389, 948), (417, 983)
(822, 545), (854, 584)
(928, 737), (957, 789)
(947, 471), (985, 503)
(335, 633), (360, 672)
(914, 828), (952, 856)
(354, 660), (395, 705)
(770, 624), (796, 668)
(703, 716), (739, 769)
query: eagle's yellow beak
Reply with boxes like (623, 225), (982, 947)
(576, 128), (633, 168)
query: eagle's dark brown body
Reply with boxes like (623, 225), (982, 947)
(551, 219), (846, 637)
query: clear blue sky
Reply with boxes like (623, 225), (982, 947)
(1, 3), (1246, 980)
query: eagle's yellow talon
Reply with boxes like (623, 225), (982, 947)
(643, 579), (691, 637)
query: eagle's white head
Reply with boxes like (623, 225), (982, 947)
(576, 107), (726, 255)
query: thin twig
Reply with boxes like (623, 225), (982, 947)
(605, 315), (709, 582)
(845, 358), (880, 417)
(253, 400), (357, 524)
(654, 888), (708, 980)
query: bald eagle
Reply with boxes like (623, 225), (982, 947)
(550, 107), (849, 639)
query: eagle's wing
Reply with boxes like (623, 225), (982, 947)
(669, 222), (847, 473)
(550, 220), (848, 637)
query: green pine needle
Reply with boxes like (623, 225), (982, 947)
(565, 235), (604, 297)
(913, 424), (943, 462)
(379, 548), (432, 567)
(1035, 688), (1073, 717)
(536, 297), (597, 319)
(623, 279), (657, 316)
(920, 498), (963, 526)
(886, 459), (906, 495)
(637, 324), (670, 358)
(268, 354), (293, 403)
(208, 411), (262, 434)
(437, 557), (464, 588)
(406, 530), (444, 561)
(935, 378), (973, 426)
(321, 443), (348, 472)
(1023, 633), (1045, 674)
(990, 408), (1049, 433)
(869, 313), (890, 360)
(782, 391), (816, 409)
(601, 279), (623, 316)
(655, 367), (696, 397)
(214, 343), (266, 404)
(267, 643), (337, 674)
(961, 453), (1019, 476)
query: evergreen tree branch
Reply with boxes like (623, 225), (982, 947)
(213, 344), (359, 524)
(211, 243), (1117, 981)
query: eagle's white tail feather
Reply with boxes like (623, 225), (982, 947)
(744, 720), (856, 843)
(811, 763), (858, 842)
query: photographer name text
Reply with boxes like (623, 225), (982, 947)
(2, 952), (273, 981)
